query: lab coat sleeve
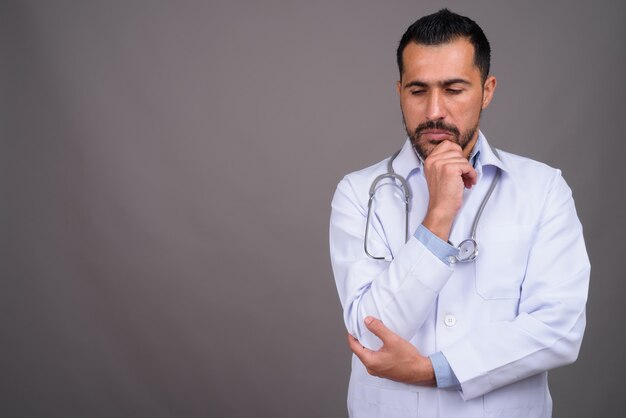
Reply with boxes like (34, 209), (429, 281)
(441, 170), (590, 400)
(330, 176), (454, 350)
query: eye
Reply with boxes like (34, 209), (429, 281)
(410, 90), (425, 96)
(446, 88), (463, 95)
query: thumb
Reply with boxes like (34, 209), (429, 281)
(364, 316), (394, 342)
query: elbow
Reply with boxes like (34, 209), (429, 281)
(557, 338), (582, 367)
(342, 293), (368, 339)
(342, 295), (384, 351)
(550, 310), (586, 369)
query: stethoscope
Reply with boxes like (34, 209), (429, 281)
(364, 147), (502, 263)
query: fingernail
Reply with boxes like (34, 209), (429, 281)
(365, 316), (374, 325)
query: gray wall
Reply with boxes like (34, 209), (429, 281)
(1, 1), (624, 417)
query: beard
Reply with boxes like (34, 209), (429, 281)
(405, 118), (479, 161)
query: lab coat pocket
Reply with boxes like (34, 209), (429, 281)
(474, 224), (533, 300)
(349, 382), (419, 418)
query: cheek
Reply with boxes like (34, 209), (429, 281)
(401, 100), (425, 125)
(451, 101), (482, 125)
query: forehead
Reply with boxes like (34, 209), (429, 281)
(401, 37), (481, 83)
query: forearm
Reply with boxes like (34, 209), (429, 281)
(336, 233), (453, 350)
(331, 179), (453, 349)
(444, 305), (586, 400)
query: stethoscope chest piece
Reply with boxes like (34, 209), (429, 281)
(456, 238), (478, 263)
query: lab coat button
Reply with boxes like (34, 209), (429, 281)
(444, 314), (457, 327)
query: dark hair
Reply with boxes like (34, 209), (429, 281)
(396, 9), (491, 82)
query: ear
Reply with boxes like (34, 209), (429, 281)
(481, 75), (497, 110)
(396, 79), (402, 96)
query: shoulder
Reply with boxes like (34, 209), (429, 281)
(332, 157), (391, 208)
(497, 149), (564, 186)
(342, 157), (391, 184)
(332, 157), (391, 204)
(495, 148), (573, 208)
(497, 149), (559, 178)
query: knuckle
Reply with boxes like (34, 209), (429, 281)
(445, 141), (460, 150)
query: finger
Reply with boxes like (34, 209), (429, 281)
(428, 160), (476, 179)
(438, 159), (476, 176)
(364, 316), (395, 343)
(424, 151), (468, 168)
(347, 333), (368, 354)
(432, 138), (462, 150)
(462, 168), (478, 187)
(347, 333), (371, 363)
(428, 139), (463, 156)
(426, 156), (472, 169)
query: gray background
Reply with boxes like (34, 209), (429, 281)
(1, 0), (624, 417)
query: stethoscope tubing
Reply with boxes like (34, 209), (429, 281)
(364, 147), (501, 262)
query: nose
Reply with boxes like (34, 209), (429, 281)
(425, 91), (446, 120)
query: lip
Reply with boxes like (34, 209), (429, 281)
(419, 130), (453, 141)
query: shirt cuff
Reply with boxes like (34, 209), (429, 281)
(430, 351), (461, 390)
(414, 224), (458, 266)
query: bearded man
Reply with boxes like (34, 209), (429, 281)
(329, 9), (589, 418)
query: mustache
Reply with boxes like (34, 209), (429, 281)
(414, 120), (460, 137)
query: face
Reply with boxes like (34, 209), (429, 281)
(397, 37), (496, 160)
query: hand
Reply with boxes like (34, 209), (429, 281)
(422, 141), (477, 241)
(347, 317), (436, 386)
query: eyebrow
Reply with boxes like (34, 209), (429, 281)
(404, 78), (472, 88)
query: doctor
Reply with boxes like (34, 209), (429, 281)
(329, 9), (589, 418)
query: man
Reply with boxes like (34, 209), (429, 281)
(329, 9), (589, 418)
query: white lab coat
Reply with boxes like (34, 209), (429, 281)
(329, 133), (589, 418)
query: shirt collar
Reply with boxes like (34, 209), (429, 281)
(474, 131), (509, 175)
(391, 130), (509, 178)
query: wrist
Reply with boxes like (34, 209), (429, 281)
(413, 355), (436, 386)
(422, 209), (455, 241)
